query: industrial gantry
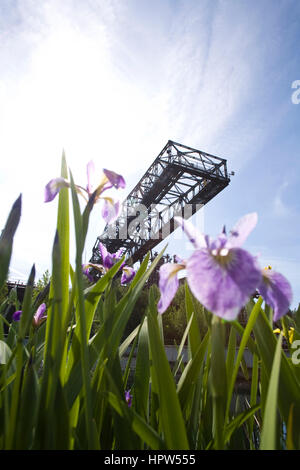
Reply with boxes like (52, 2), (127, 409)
(90, 140), (232, 268)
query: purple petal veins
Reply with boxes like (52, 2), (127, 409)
(258, 269), (293, 322)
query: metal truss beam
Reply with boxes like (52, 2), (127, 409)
(90, 140), (231, 267)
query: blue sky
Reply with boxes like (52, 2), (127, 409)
(0, 0), (299, 308)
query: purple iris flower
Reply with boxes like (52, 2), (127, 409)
(33, 303), (47, 327)
(258, 267), (292, 322)
(86, 163), (125, 198)
(82, 264), (94, 283)
(121, 266), (136, 285)
(12, 310), (22, 322)
(81, 243), (125, 283)
(125, 390), (132, 407)
(83, 244), (133, 286)
(44, 161), (125, 224)
(103, 169), (126, 190)
(158, 213), (263, 321)
(12, 303), (47, 328)
(98, 242), (124, 270)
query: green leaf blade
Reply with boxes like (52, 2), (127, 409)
(260, 333), (283, 450)
(147, 288), (189, 450)
(0, 194), (22, 291)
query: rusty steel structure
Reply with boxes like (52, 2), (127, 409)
(90, 140), (231, 268)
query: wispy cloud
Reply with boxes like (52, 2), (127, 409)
(272, 171), (300, 220)
(273, 180), (292, 217)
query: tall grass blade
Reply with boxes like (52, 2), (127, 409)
(225, 297), (262, 423)
(260, 333), (283, 450)
(185, 283), (201, 358)
(0, 194), (22, 291)
(177, 331), (209, 409)
(134, 317), (150, 423)
(147, 287), (189, 450)
(70, 172), (96, 449)
(56, 152), (70, 328)
(253, 308), (300, 446)
(107, 392), (164, 450)
(210, 315), (227, 449)
(249, 353), (259, 448)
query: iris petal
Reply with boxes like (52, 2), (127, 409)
(44, 177), (69, 202)
(101, 198), (121, 224)
(174, 216), (207, 249)
(98, 242), (114, 269)
(98, 242), (123, 270)
(228, 212), (258, 248)
(125, 390), (132, 407)
(82, 264), (94, 282)
(121, 266), (136, 285)
(98, 242), (108, 261)
(12, 310), (22, 321)
(103, 169), (126, 189)
(86, 160), (95, 196)
(258, 270), (292, 322)
(157, 263), (185, 314)
(33, 303), (47, 326)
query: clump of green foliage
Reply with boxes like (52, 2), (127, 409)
(1, 155), (300, 451)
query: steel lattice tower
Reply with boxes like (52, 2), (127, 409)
(90, 140), (231, 267)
